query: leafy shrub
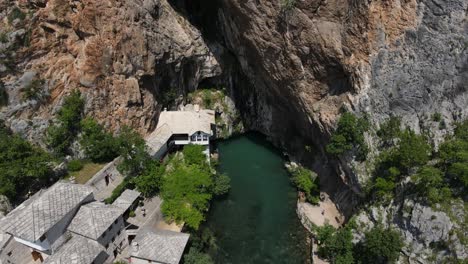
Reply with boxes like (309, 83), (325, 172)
(8, 7), (26, 23)
(116, 126), (151, 177)
(21, 79), (45, 101)
(412, 166), (451, 205)
(67, 159), (83, 172)
(290, 166), (319, 204)
(213, 173), (230, 196)
(315, 224), (354, 264)
(128, 210), (136, 217)
(0, 122), (53, 200)
(373, 177), (396, 201)
(432, 112), (442, 122)
(377, 116), (401, 145)
(281, 0), (296, 10)
(356, 225), (403, 264)
(133, 161), (165, 197)
(391, 129), (431, 173)
(372, 129), (430, 200)
(47, 90), (84, 155)
(439, 120), (468, 192)
(183, 144), (207, 166)
(326, 112), (369, 160)
(105, 178), (134, 204)
(161, 164), (213, 229)
(80, 118), (119, 162)
(183, 247), (214, 264)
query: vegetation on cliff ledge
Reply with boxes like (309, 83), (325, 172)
(46, 90), (84, 155)
(0, 121), (53, 200)
(326, 112), (370, 161)
(287, 165), (320, 204)
(315, 222), (403, 264)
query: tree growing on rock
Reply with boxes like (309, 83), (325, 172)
(326, 112), (369, 161)
(46, 90), (84, 155)
(356, 225), (404, 264)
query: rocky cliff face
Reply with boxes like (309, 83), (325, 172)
(1, 0), (467, 261)
(189, 0), (468, 215)
(0, 0), (220, 142)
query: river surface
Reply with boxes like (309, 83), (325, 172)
(206, 133), (309, 263)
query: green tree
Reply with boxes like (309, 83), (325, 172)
(438, 120), (468, 192)
(412, 166), (451, 204)
(183, 247), (214, 264)
(46, 90), (84, 155)
(315, 224), (354, 264)
(357, 226), (403, 264)
(0, 123), (53, 200)
(183, 144), (208, 166)
(212, 173), (230, 196)
(290, 166), (319, 204)
(393, 129), (431, 172)
(116, 126), (151, 177)
(374, 177), (396, 201)
(133, 161), (165, 197)
(80, 117), (119, 162)
(326, 112), (369, 160)
(161, 164), (213, 229)
(377, 116), (401, 145)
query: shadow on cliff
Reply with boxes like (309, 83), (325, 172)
(167, 0), (359, 218)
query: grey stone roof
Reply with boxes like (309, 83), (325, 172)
(131, 228), (190, 264)
(112, 189), (141, 211)
(146, 108), (215, 155)
(67, 202), (122, 240)
(0, 182), (94, 242)
(43, 235), (107, 264)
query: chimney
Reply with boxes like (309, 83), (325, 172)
(194, 104), (200, 112)
(163, 107), (167, 112)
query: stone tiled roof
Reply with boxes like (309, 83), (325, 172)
(112, 189), (141, 211)
(146, 108), (215, 155)
(131, 228), (190, 264)
(67, 202), (122, 240)
(43, 235), (107, 264)
(0, 182), (94, 242)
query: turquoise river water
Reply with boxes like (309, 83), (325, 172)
(206, 133), (309, 263)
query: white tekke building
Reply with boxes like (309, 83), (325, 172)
(146, 104), (216, 159)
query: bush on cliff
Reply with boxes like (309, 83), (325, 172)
(377, 116), (402, 145)
(0, 121), (53, 200)
(46, 90), (84, 155)
(439, 120), (468, 192)
(315, 224), (355, 264)
(289, 166), (319, 204)
(356, 225), (404, 264)
(412, 166), (452, 205)
(326, 112), (369, 160)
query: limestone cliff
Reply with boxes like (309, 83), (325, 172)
(175, 0), (467, 215)
(1, 0), (467, 261)
(0, 0), (220, 143)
